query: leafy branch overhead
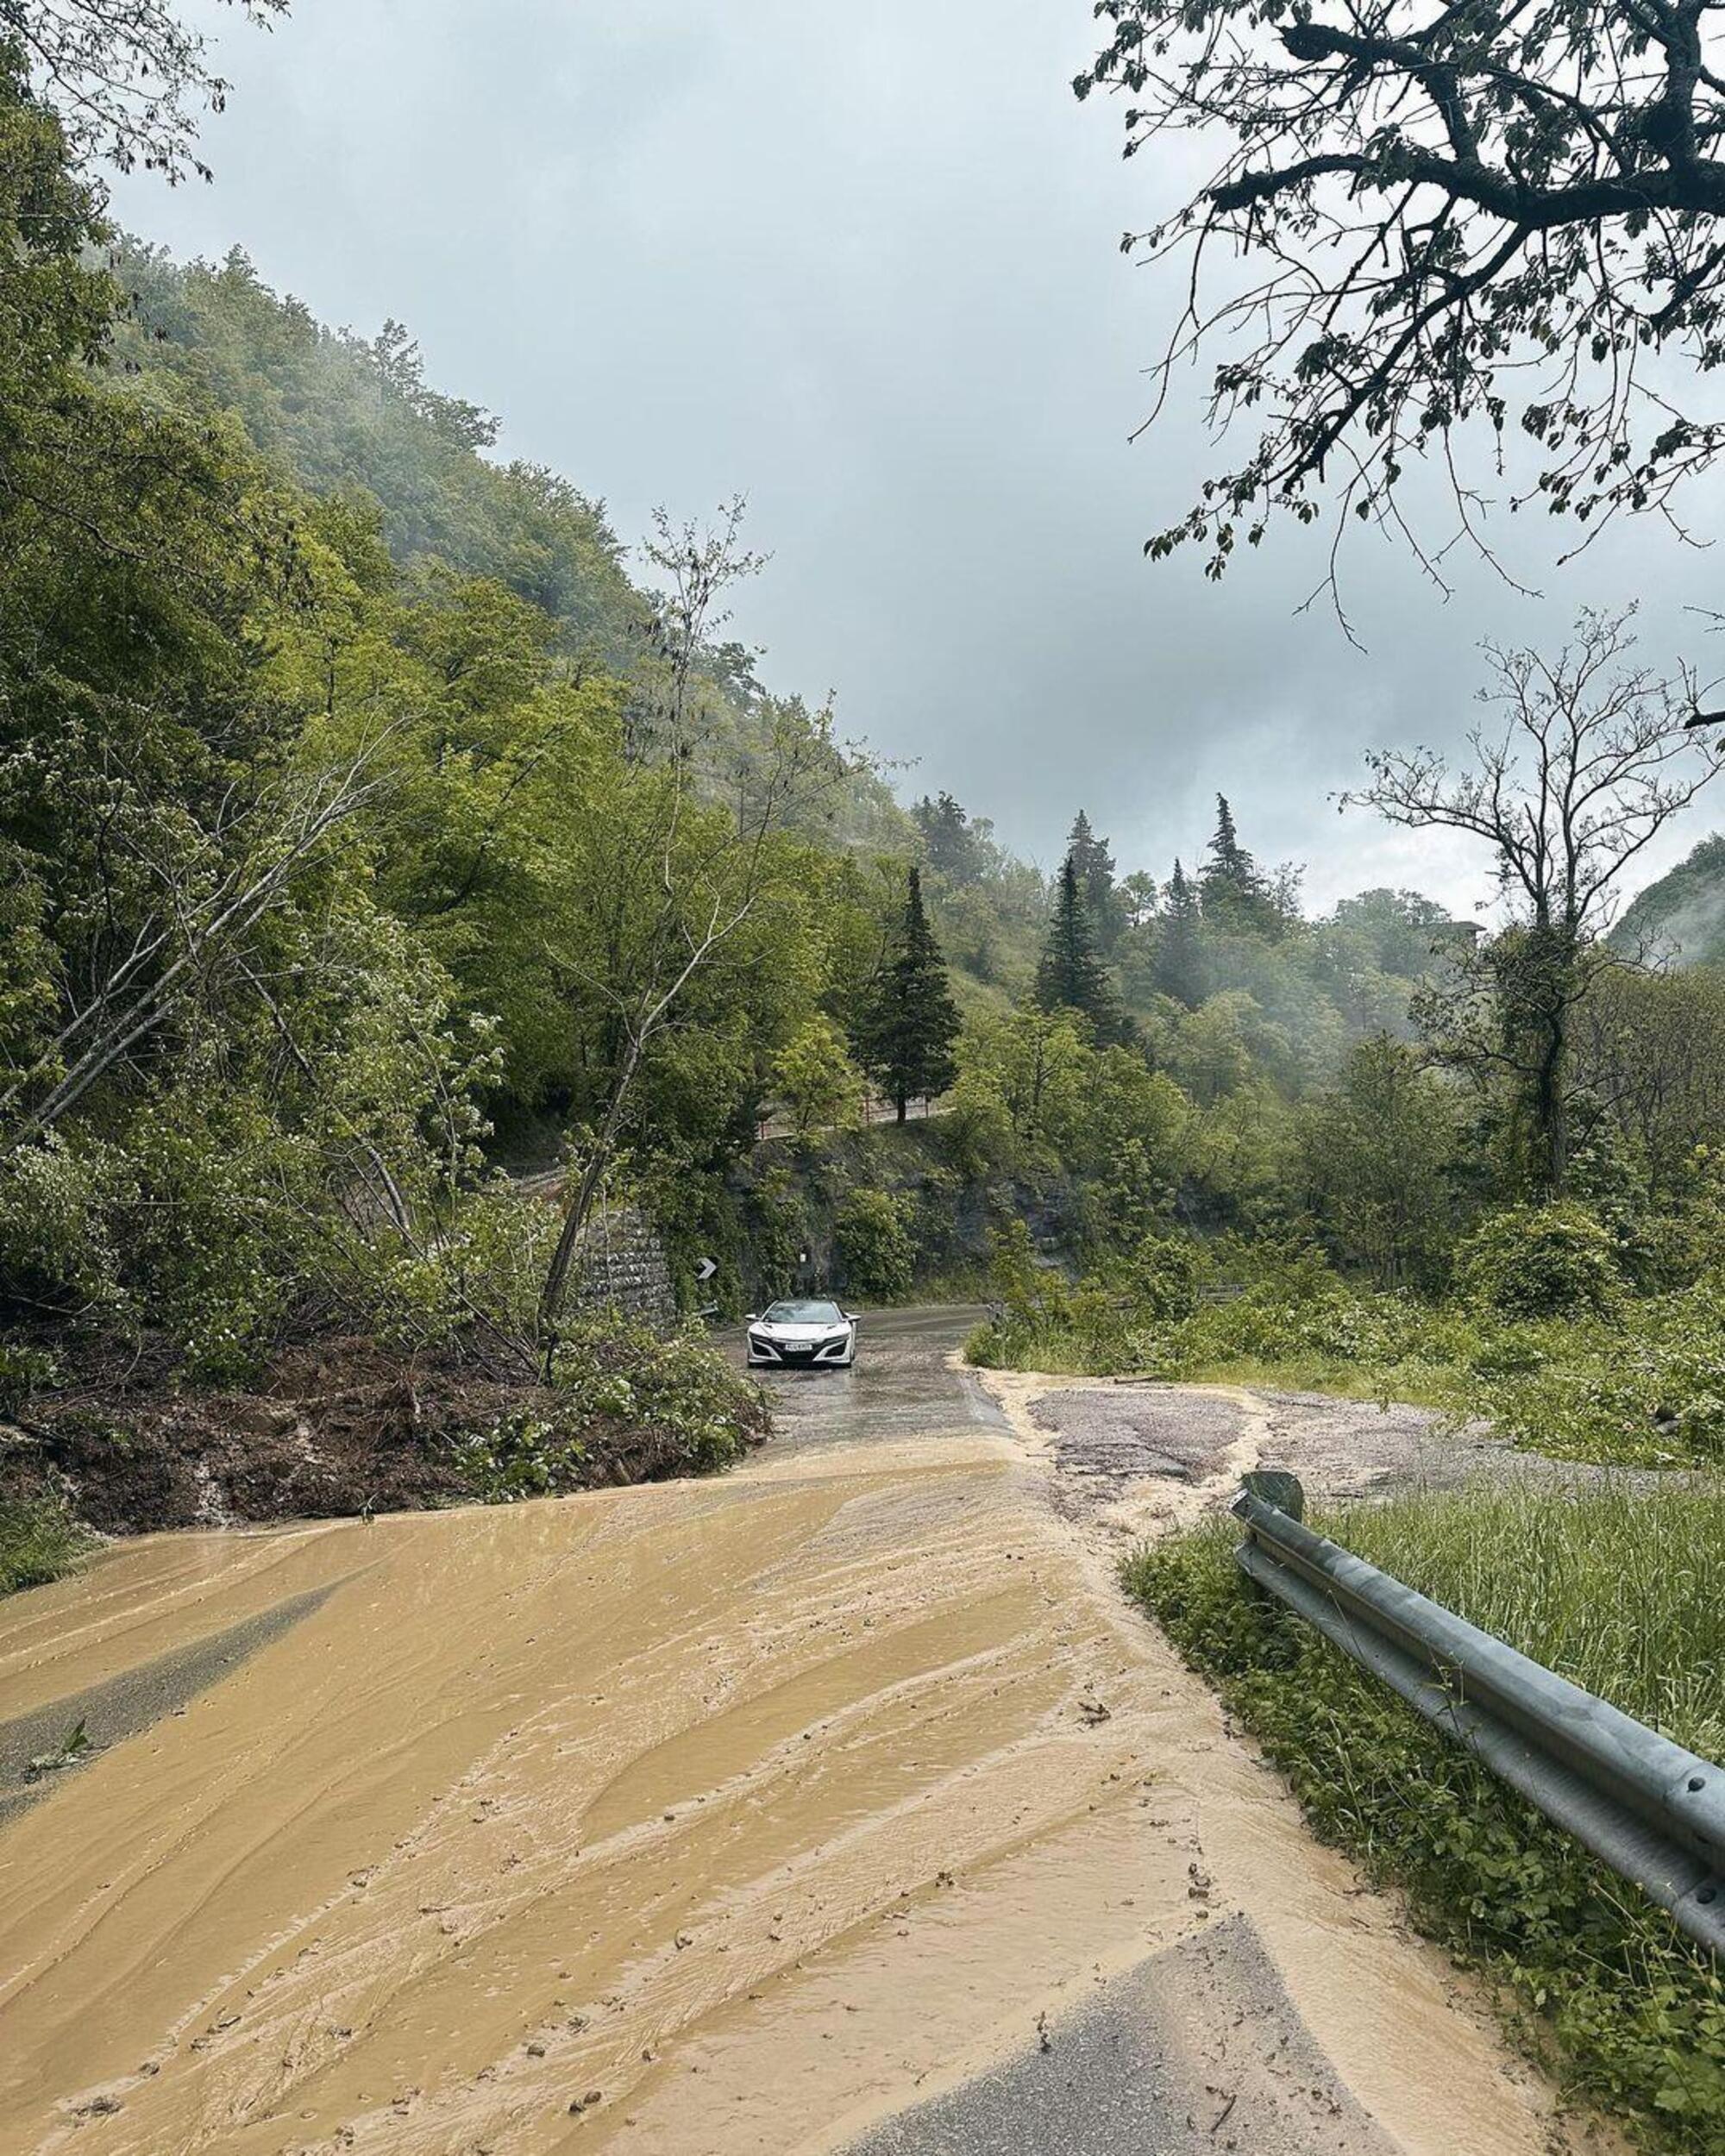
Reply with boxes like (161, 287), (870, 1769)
(2, 1), (291, 180)
(1078, 0), (1725, 582)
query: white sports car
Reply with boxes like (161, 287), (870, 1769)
(746, 1298), (857, 1369)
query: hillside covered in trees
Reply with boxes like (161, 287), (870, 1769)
(6, 34), (1725, 1541)
(1615, 833), (1725, 969)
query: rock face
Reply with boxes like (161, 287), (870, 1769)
(570, 1206), (679, 1336)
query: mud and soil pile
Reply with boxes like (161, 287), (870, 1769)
(0, 1331), (768, 1536)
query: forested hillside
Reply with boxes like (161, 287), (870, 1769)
(26, 199), (1493, 1293)
(6, 34), (1725, 1552)
(1615, 833), (1725, 968)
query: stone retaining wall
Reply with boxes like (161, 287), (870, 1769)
(571, 1205), (679, 1336)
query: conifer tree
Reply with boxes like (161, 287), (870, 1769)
(856, 864), (961, 1120)
(1200, 793), (1278, 936)
(1066, 808), (1122, 950)
(912, 792), (984, 886)
(1154, 857), (1208, 1006)
(1036, 854), (1128, 1040)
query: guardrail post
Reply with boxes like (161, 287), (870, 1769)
(1239, 1469), (1304, 1520)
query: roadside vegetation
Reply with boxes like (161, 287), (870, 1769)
(1127, 1484), (1725, 2150)
(967, 1202), (1725, 1470)
(0, 1492), (92, 1598)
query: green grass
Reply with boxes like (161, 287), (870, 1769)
(0, 1492), (93, 1596)
(1127, 1479), (1725, 2149)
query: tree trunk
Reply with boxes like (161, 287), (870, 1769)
(1534, 1009), (1569, 1195)
(536, 1033), (643, 1353)
(895, 1095), (907, 1124)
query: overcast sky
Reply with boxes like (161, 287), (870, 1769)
(110, 0), (1725, 914)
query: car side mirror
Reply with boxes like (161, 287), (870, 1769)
(745, 1313), (759, 1323)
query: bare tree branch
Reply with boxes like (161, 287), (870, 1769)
(1080, 0), (1725, 584)
(1342, 607), (1725, 1188)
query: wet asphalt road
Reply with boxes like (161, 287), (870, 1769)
(719, 1304), (1007, 1451)
(850, 1914), (1392, 2156)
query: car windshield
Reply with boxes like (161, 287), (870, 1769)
(763, 1300), (842, 1324)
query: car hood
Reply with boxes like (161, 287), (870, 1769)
(753, 1320), (849, 1339)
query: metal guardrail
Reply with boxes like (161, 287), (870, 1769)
(1231, 1481), (1725, 1954)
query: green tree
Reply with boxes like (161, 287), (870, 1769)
(856, 864), (961, 1120)
(1201, 795), (1280, 937)
(912, 792), (988, 887)
(1036, 854), (1128, 1041)
(1120, 871), (1158, 931)
(1327, 889), (1460, 980)
(772, 1015), (865, 1139)
(946, 1006), (1093, 1173)
(1152, 859), (1207, 1006)
(536, 504), (844, 1338)
(1570, 968), (1725, 1204)
(1301, 1037), (1458, 1286)
(1066, 809), (1123, 950)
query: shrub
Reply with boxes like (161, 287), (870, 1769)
(0, 1489), (92, 1596)
(1125, 1230), (1206, 1321)
(1455, 1202), (1623, 1321)
(445, 1319), (763, 1501)
(0, 1136), (134, 1319)
(1471, 1276), (1725, 1466)
(742, 1165), (815, 1304)
(447, 1411), (586, 1503)
(964, 1222), (1725, 1470)
(834, 1188), (915, 1300)
(373, 1178), (561, 1350)
(0, 1342), (60, 1417)
(551, 1315), (764, 1475)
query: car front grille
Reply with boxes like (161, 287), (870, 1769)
(750, 1332), (848, 1363)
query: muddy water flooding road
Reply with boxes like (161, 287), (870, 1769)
(0, 1311), (1596, 2156)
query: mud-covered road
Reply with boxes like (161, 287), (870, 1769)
(0, 1311), (1606, 2156)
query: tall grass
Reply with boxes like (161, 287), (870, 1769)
(1127, 1477), (1725, 2149)
(0, 1492), (92, 1596)
(1321, 1478), (1725, 1764)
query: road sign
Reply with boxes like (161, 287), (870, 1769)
(695, 1257), (718, 1283)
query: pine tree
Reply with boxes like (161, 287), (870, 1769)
(1200, 793), (1277, 935)
(856, 864), (961, 1120)
(1154, 858), (1207, 1006)
(1066, 809), (1122, 950)
(912, 792), (984, 887)
(1036, 854), (1128, 1040)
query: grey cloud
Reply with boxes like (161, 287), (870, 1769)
(113, 0), (1725, 913)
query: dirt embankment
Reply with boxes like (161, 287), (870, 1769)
(1, 1337), (766, 1537)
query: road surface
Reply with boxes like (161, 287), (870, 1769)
(0, 1309), (1601, 2155)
